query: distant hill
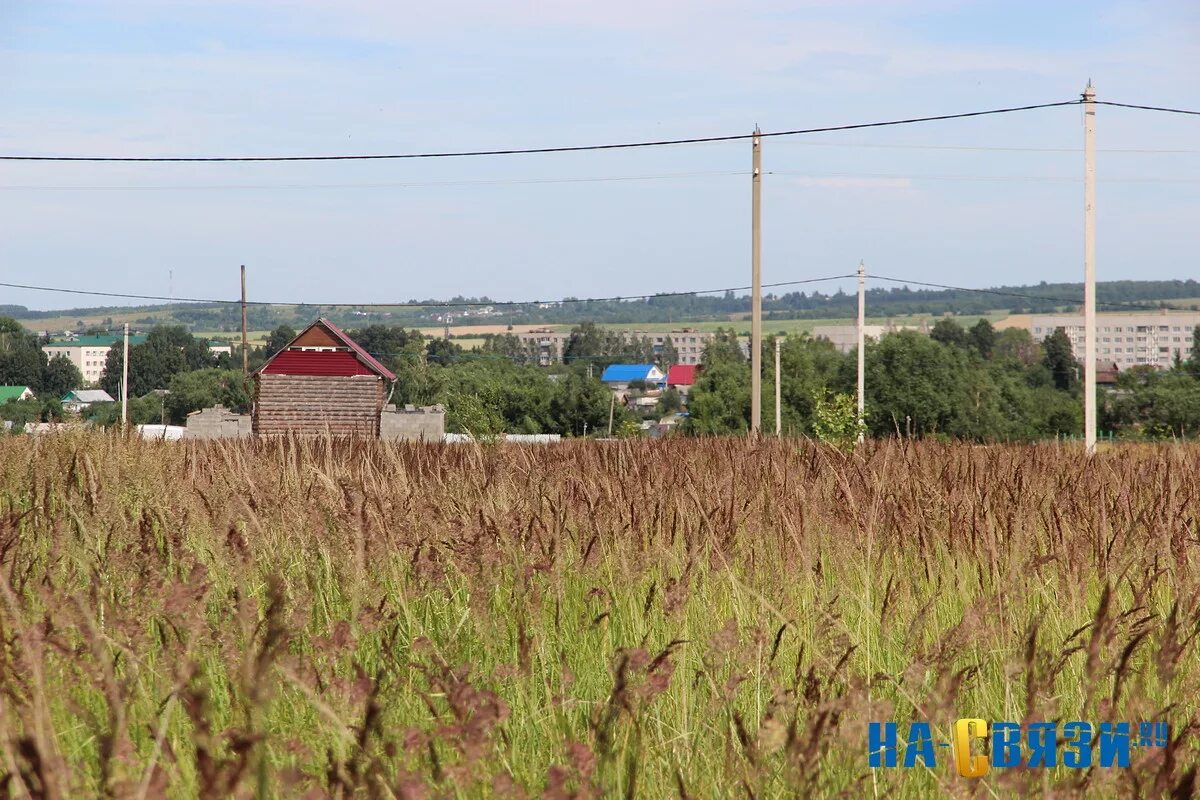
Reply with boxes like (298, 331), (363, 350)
(8, 279), (1200, 336)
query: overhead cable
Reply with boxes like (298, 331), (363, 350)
(0, 101), (1082, 162)
(0, 274), (857, 308)
(1095, 101), (1200, 116)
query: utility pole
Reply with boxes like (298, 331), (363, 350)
(774, 336), (782, 436)
(750, 126), (763, 434)
(121, 323), (129, 427)
(1083, 83), (1097, 454)
(607, 391), (616, 437)
(240, 265), (249, 376)
(857, 261), (866, 444)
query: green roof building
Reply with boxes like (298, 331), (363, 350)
(0, 386), (35, 403)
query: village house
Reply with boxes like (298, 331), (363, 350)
(665, 364), (700, 403)
(253, 318), (396, 436)
(599, 364), (665, 393)
(244, 318), (444, 440)
(0, 386), (36, 403)
(62, 389), (115, 413)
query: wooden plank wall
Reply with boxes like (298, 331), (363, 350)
(253, 374), (384, 436)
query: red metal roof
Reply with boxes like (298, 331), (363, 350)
(256, 318), (397, 381)
(666, 364), (699, 386)
(260, 350), (377, 377)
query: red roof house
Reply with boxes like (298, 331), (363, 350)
(1095, 360), (1119, 386)
(666, 364), (700, 388)
(253, 319), (395, 436)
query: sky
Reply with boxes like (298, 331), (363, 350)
(0, 0), (1197, 311)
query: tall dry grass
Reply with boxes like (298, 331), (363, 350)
(0, 433), (1196, 798)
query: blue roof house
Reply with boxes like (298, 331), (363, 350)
(599, 364), (666, 389)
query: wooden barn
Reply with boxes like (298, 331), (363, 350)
(253, 319), (396, 436)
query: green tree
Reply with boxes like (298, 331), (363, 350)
(701, 327), (745, 366)
(993, 328), (1041, 367)
(346, 325), (422, 375)
(548, 373), (613, 436)
(263, 325), (297, 357)
(0, 317), (47, 390)
(83, 394), (163, 427)
(930, 318), (968, 348)
(100, 325), (215, 398)
(864, 330), (971, 437)
(968, 319), (997, 359)
(658, 336), (680, 368)
(437, 360), (555, 434)
(812, 392), (865, 450)
(426, 338), (463, 365)
(657, 388), (683, 416)
(686, 360), (750, 434)
(1190, 325), (1200, 378)
(164, 369), (251, 425)
(1042, 328), (1078, 392)
(768, 334), (847, 435)
(0, 397), (64, 427)
(445, 386), (507, 439)
(563, 322), (606, 365)
(42, 354), (83, 398)
(480, 333), (525, 361)
(1104, 368), (1200, 439)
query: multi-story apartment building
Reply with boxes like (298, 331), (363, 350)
(43, 335), (147, 386)
(810, 323), (924, 354)
(515, 328), (714, 366)
(1027, 311), (1200, 370)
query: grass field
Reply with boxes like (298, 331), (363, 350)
(0, 435), (1195, 797)
(193, 330), (272, 346)
(22, 310), (175, 335)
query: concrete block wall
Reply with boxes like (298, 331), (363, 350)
(380, 404), (445, 442)
(185, 405), (253, 439)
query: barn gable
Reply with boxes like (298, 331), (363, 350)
(256, 319), (396, 381)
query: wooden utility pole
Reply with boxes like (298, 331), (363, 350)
(857, 261), (866, 444)
(240, 265), (249, 376)
(121, 323), (129, 426)
(750, 126), (762, 434)
(607, 391), (616, 437)
(1083, 83), (1097, 454)
(774, 336), (782, 436)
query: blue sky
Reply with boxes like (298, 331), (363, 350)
(1, 0), (1197, 311)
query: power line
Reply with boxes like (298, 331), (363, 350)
(9, 170), (1200, 192)
(770, 141), (1199, 154)
(0, 274), (858, 309)
(1095, 101), (1200, 117)
(768, 171), (1200, 184)
(0, 171), (745, 191)
(0, 100), (1082, 162)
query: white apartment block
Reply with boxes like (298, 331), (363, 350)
(1028, 311), (1200, 370)
(515, 328), (713, 366)
(811, 324), (923, 354)
(43, 337), (137, 386)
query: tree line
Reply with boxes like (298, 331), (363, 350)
(7, 278), (1200, 333)
(4, 314), (1200, 441)
(687, 318), (1200, 441)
